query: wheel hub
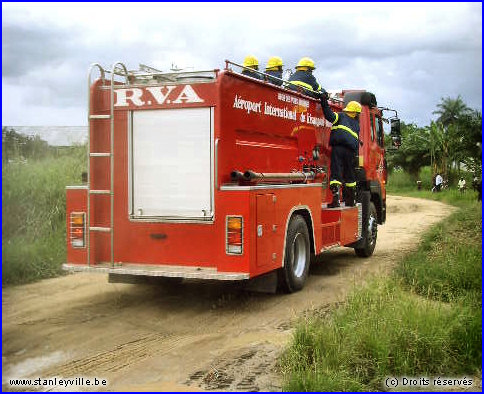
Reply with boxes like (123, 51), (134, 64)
(368, 215), (377, 246)
(292, 233), (307, 278)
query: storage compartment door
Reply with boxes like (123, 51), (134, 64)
(256, 193), (277, 267)
(131, 107), (213, 219)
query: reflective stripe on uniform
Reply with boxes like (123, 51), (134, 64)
(330, 180), (342, 186)
(345, 182), (357, 187)
(289, 80), (314, 91)
(332, 112), (339, 125)
(331, 124), (358, 140)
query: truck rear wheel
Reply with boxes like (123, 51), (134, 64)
(278, 215), (310, 293)
(355, 202), (378, 257)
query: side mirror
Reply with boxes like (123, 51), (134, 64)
(390, 118), (401, 148)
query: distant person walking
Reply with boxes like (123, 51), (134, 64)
(458, 177), (466, 194)
(434, 173), (443, 192)
(472, 176), (482, 201)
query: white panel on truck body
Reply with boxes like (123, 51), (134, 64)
(130, 107), (213, 220)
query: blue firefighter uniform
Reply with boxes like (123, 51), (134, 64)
(242, 69), (262, 80)
(265, 70), (283, 86)
(287, 70), (322, 98)
(321, 96), (361, 207)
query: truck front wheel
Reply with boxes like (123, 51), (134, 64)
(354, 202), (378, 257)
(278, 215), (310, 293)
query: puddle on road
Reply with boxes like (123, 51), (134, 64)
(3, 350), (67, 384)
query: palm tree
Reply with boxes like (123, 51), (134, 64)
(431, 96), (472, 178)
(433, 96), (471, 128)
(428, 121), (447, 175)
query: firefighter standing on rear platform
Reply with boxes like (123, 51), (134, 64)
(320, 93), (362, 208)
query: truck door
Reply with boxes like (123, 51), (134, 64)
(374, 115), (387, 192)
(368, 113), (385, 181)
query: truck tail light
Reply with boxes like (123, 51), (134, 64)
(70, 212), (86, 248)
(226, 216), (243, 255)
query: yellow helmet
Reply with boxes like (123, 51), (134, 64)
(266, 56), (283, 70)
(243, 55), (259, 68)
(343, 101), (362, 113)
(343, 101), (361, 113)
(296, 57), (315, 70)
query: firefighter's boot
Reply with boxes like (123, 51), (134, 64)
(344, 186), (356, 207)
(328, 184), (340, 208)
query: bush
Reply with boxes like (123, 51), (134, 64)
(2, 145), (86, 285)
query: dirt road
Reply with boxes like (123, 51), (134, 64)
(2, 196), (454, 392)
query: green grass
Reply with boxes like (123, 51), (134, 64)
(283, 282), (480, 391)
(387, 167), (479, 206)
(396, 207), (481, 304)
(387, 167), (433, 192)
(281, 189), (481, 391)
(2, 146), (86, 285)
(388, 187), (478, 207)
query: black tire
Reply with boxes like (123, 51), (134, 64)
(278, 215), (310, 293)
(355, 202), (378, 257)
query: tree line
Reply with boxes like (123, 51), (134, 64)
(386, 96), (482, 182)
(1, 127), (81, 163)
(2, 127), (51, 163)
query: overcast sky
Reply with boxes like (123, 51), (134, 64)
(2, 2), (482, 128)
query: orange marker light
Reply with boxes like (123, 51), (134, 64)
(226, 216), (243, 255)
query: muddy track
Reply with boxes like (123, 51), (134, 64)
(2, 196), (454, 392)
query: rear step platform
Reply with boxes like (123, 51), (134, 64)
(63, 263), (249, 281)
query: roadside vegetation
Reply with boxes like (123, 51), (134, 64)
(385, 96), (481, 184)
(387, 167), (479, 206)
(2, 127), (86, 285)
(281, 175), (481, 391)
(282, 94), (481, 392)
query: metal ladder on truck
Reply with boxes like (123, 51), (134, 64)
(86, 62), (129, 267)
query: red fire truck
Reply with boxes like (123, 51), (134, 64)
(64, 60), (401, 292)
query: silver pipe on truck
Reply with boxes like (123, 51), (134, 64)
(243, 170), (315, 183)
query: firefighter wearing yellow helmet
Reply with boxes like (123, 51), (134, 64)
(242, 55), (262, 80)
(321, 93), (362, 208)
(265, 56), (284, 86)
(287, 57), (322, 98)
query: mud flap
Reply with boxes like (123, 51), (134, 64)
(347, 190), (370, 249)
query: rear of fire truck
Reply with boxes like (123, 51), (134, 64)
(64, 60), (400, 292)
(65, 62), (252, 283)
